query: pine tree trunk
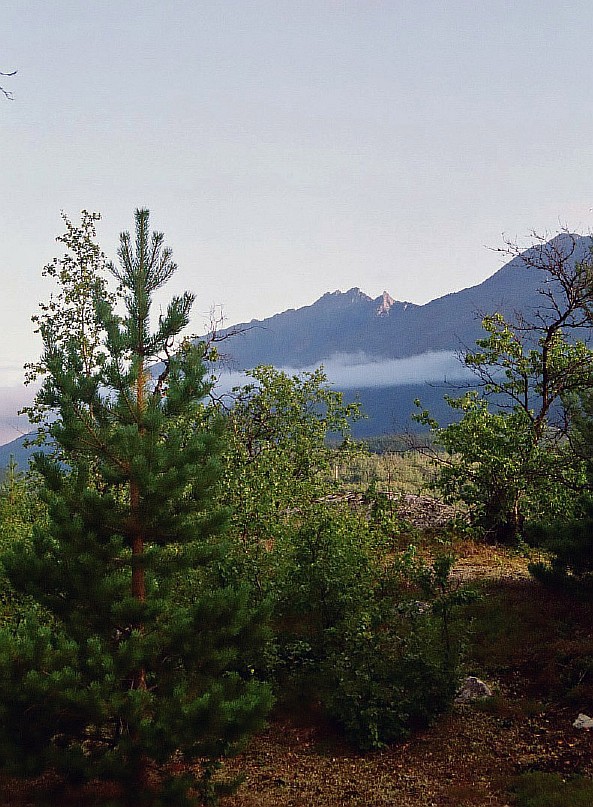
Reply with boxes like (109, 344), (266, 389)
(128, 361), (149, 801)
(130, 478), (147, 691)
(130, 353), (148, 690)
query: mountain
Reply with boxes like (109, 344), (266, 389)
(216, 234), (592, 370)
(0, 434), (47, 475)
(212, 233), (593, 435)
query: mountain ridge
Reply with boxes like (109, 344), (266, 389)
(214, 233), (593, 371)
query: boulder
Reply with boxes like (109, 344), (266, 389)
(573, 713), (593, 729)
(455, 676), (493, 702)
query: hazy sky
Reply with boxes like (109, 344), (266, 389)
(2, 0), (593, 440)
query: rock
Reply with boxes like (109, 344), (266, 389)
(319, 491), (458, 530)
(455, 676), (493, 702)
(573, 713), (593, 729)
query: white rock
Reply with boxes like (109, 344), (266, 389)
(573, 713), (593, 729)
(455, 676), (493, 702)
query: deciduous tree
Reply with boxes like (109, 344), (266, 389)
(215, 365), (361, 587)
(416, 232), (593, 542)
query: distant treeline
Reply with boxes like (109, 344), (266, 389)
(360, 433), (435, 455)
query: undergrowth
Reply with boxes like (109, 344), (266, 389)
(462, 580), (593, 707)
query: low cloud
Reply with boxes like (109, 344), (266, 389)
(303, 351), (473, 388)
(214, 350), (474, 392)
(0, 352), (475, 445)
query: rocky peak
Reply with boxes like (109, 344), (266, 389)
(342, 287), (372, 302)
(316, 288), (372, 308)
(375, 291), (395, 317)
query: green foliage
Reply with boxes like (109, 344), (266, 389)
(264, 505), (464, 750)
(210, 348), (453, 756)
(22, 210), (116, 444)
(273, 505), (379, 642)
(510, 772), (593, 807)
(415, 235), (593, 543)
(527, 381), (593, 588)
(417, 392), (584, 543)
(465, 312), (593, 423)
(221, 364), (361, 501)
(528, 494), (593, 588)
(0, 459), (47, 625)
(216, 365), (362, 589)
(322, 548), (467, 750)
(0, 457), (42, 549)
(0, 210), (272, 806)
(324, 617), (456, 750)
(566, 386), (593, 471)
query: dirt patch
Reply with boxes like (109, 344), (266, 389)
(4, 698), (592, 807)
(450, 541), (533, 583)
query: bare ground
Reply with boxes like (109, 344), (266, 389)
(220, 699), (593, 807)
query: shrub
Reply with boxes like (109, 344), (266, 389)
(323, 612), (457, 750)
(528, 494), (593, 589)
(268, 507), (465, 749)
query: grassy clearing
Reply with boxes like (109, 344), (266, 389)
(510, 772), (593, 807)
(334, 449), (437, 494)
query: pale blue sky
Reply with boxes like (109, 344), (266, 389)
(2, 0), (593, 440)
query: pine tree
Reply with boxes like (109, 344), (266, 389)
(0, 209), (272, 806)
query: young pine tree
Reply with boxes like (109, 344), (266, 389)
(0, 210), (272, 806)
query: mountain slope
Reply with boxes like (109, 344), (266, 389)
(208, 233), (593, 436)
(0, 434), (48, 474)
(216, 288), (418, 369)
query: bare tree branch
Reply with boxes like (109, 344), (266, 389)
(0, 69), (17, 100)
(468, 231), (593, 434)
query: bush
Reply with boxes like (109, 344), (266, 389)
(273, 506), (379, 639)
(268, 507), (465, 749)
(323, 613), (456, 750)
(528, 494), (593, 589)
(268, 505), (379, 701)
